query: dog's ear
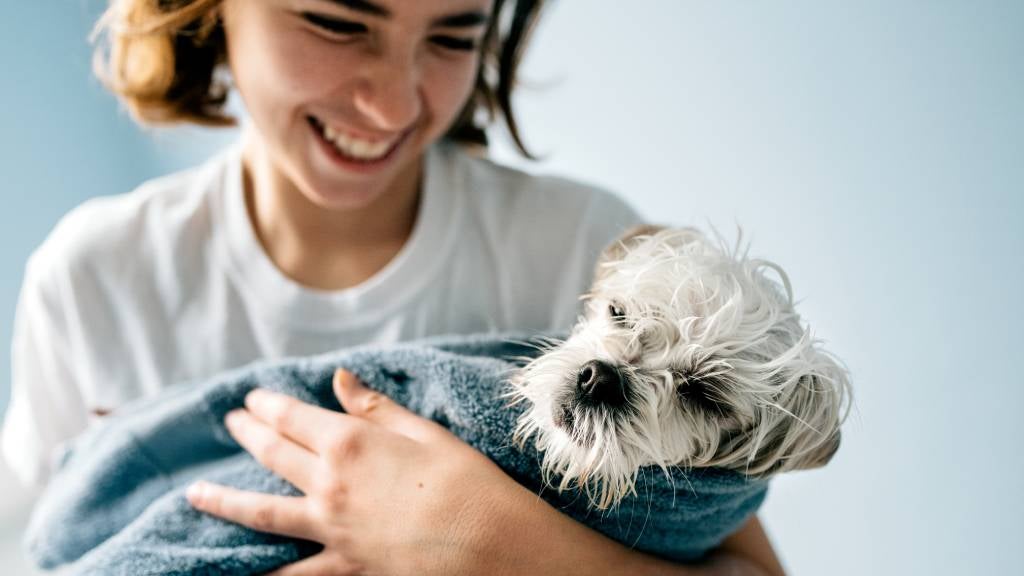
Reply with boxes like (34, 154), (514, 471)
(801, 428), (842, 469)
(740, 354), (850, 476)
(593, 225), (668, 284)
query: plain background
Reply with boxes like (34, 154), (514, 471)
(2, 1), (1021, 574)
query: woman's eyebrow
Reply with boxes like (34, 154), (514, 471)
(319, 0), (390, 18)
(317, 0), (489, 28)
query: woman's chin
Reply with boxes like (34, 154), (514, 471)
(300, 181), (389, 212)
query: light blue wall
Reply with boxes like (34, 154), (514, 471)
(490, 1), (1024, 574)
(1, 1), (1021, 575)
(1, 1), (141, 408)
(0, 1), (236, 410)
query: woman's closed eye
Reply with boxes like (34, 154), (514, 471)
(428, 35), (478, 52)
(302, 12), (367, 36)
(301, 13), (478, 52)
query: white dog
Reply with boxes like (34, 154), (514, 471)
(508, 226), (851, 509)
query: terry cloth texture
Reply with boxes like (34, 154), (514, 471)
(26, 334), (768, 575)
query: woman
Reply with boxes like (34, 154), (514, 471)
(2, 0), (786, 573)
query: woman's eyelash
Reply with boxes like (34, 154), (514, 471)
(302, 13), (476, 52)
(430, 36), (478, 52)
(302, 13), (367, 35)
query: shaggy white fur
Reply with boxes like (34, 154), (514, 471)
(507, 227), (851, 509)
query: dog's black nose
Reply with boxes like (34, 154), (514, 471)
(577, 360), (627, 406)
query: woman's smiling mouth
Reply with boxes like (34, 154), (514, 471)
(307, 115), (410, 166)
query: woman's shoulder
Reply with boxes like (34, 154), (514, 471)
(27, 150), (232, 288)
(446, 143), (638, 241)
(440, 145), (646, 330)
(453, 146), (631, 209)
(447, 144), (642, 235)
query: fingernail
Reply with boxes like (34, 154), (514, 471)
(245, 388), (271, 408)
(343, 370), (363, 388)
(334, 369), (349, 388)
(225, 409), (245, 427)
(186, 482), (206, 504)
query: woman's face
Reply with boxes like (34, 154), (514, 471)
(220, 0), (492, 209)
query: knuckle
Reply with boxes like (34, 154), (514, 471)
(251, 502), (276, 532)
(259, 436), (288, 467)
(359, 391), (387, 414)
(316, 483), (349, 517)
(268, 401), (297, 430)
(308, 468), (340, 498)
(326, 428), (364, 463)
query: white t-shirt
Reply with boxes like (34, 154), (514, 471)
(1, 140), (643, 487)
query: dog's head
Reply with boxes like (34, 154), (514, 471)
(508, 226), (851, 509)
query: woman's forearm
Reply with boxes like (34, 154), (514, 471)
(476, 487), (784, 576)
(705, 516), (787, 576)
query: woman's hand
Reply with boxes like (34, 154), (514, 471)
(185, 369), (524, 575)
(186, 368), (785, 576)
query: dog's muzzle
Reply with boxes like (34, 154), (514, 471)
(577, 360), (627, 407)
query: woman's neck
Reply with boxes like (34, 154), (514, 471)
(240, 138), (421, 292)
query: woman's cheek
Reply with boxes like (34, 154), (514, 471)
(266, 33), (355, 99)
(423, 54), (481, 127)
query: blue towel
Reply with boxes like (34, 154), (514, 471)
(26, 334), (768, 574)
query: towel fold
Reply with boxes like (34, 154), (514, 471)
(26, 334), (768, 575)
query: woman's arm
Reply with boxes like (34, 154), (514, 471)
(2, 257), (89, 488)
(480, 495), (785, 576)
(187, 370), (785, 575)
(707, 516), (787, 576)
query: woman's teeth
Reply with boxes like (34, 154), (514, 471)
(321, 123), (395, 161)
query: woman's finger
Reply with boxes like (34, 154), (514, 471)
(264, 552), (362, 576)
(186, 481), (319, 541)
(225, 408), (319, 493)
(244, 388), (354, 454)
(332, 369), (449, 444)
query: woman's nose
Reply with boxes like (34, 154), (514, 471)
(352, 54), (423, 133)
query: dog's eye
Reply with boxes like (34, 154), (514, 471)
(674, 370), (733, 418)
(608, 302), (627, 325)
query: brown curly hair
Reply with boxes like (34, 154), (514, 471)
(92, 0), (545, 157)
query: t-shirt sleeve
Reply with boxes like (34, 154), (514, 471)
(2, 253), (89, 487)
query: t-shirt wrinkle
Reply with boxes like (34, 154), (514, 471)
(1, 139), (643, 487)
